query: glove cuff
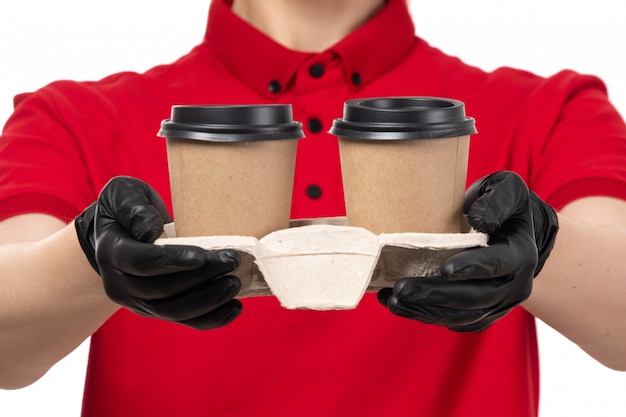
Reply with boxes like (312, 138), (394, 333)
(74, 202), (100, 274)
(530, 193), (559, 277)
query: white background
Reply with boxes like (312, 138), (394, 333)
(1, 1), (626, 416)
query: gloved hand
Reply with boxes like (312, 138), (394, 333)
(378, 170), (559, 332)
(74, 176), (242, 330)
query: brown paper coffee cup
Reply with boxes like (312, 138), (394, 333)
(158, 105), (304, 238)
(330, 97), (477, 234)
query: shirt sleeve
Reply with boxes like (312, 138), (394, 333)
(0, 81), (103, 222)
(473, 69), (626, 210)
(524, 71), (626, 209)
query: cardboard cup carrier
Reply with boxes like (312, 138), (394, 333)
(329, 97), (477, 234)
(158, 105), (304, 238)
(155, 98), (485, 310)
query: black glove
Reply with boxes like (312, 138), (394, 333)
(75, 176), (242, 330)
(378, 170), (559, 332)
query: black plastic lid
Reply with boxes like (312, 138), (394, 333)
(329, 97), (477, 140)
(158, 104), (305, 142)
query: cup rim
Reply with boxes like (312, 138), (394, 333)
(329, 96), (477, 140)
(157, 104), (305, 142)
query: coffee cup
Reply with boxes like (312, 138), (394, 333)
(329, 96), (476, 234)
(158, 104), (304, 238)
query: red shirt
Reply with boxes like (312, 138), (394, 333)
(2, 0), (626, 416)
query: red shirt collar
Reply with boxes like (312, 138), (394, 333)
(203, 0), (415, 99)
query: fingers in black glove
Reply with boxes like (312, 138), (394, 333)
(99, 236), (243, 329)
(378, 233), (535, 331)
(75, 176), (243, 330)
(464, 170), (558, 276)
(378, 171), (558, 332)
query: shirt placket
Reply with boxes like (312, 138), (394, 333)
(289, 52), (350, 220)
